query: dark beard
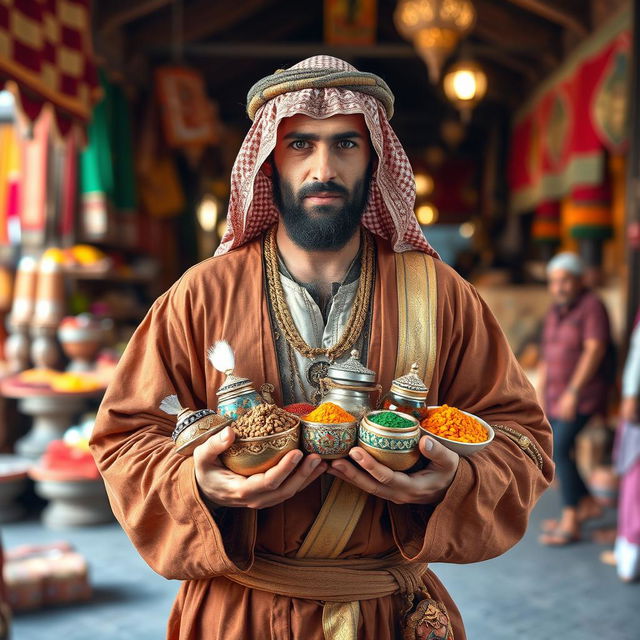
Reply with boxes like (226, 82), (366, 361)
(272, 164), (372, 251)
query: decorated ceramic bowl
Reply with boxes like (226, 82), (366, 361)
(358, 410), (421, 471)
(300, 419), (358, 460)
(420, 406), (494, 457)
(220, 420), (300, 476)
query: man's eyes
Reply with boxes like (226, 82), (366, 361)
(289, 140), (357, 150)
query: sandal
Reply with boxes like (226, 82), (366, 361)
(539, 529), (581, 546)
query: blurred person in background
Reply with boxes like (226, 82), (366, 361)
(600, 312), (640, 581)
(538, 252), (612, 546)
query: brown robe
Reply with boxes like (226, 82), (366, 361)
(90, 236), (553, 639)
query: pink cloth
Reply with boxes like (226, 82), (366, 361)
(215, 55), (438, 258)
(619, 459), (640, 546)
(541, 290), (611, 418)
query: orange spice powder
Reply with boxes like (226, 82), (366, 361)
(420, 405), (488, 443)
(303, 402), (355, 423)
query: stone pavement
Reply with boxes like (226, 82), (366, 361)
(2, 485), (638, 640)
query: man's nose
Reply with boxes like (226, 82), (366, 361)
(311, 146), (337, 183)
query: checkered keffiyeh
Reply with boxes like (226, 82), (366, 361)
(216, 55), (438, 258)
(0, 0), (99, 138)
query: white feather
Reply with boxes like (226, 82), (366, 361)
(159, 394), (183, 415)
(208, 340), (235, 374)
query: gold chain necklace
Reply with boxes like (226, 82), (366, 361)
(264, 225), (374, 362)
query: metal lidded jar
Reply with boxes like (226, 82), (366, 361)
(322, 349), (379, 418)
(381, 363), (429, 421)
(216, 373), (264, 420)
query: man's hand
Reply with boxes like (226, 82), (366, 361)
(193, 426), (327, 509)
(327, 435), (459, 505)
(557, 389), (578, 421)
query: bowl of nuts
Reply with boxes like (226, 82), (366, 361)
(219, 403), (301, 476)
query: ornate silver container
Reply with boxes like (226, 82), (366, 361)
(321, 350), (379, 418)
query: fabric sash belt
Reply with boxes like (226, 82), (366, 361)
(225, 552), (428, 603)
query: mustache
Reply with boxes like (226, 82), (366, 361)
(298, 182), (348, 199)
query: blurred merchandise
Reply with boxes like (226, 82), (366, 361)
(3, 542), (91, 611)
(58, 314), (113, 372)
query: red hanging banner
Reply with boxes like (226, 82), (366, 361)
(509, 7), (630, 215)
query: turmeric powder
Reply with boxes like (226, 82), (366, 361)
(421, 405), (488, 443)
(303, 402), (355, 423)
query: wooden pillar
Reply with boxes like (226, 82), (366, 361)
(625, 0), (640, 333)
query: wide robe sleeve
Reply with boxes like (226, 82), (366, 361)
(89, 275), (256, 580)
(389, 264), (554, 564)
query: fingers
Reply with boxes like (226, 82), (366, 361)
(418, 435), (459, 472)
(194, 426), (235, 466)
(329, 456), (392, 498)
(258, 455), (328, 508)
(256, 450), (305, 492)
(348, 447), (395, 486)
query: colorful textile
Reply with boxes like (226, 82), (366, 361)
(216, 55), (439, 258)
(0, 121), (20, 245)
(614, 460), (640, 580)
(0, 0), (99, 138)
(532, 200), (562, 244)
(80, 71), (137, 241)
(567, 184), (613, 240)
(509, 8), (630, 214)
(20, 107), (51, 245)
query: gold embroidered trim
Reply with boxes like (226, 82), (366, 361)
(296, 478), (368, 560)
(395, 252), (437, 387)
(491, 424), (544, 470)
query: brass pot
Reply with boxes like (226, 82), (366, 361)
(174, 412), (231, 457)
(220, 420), (300, 476)
(358, 411), (420, 471)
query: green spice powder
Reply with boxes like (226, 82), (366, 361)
(368, 411), (414, 429)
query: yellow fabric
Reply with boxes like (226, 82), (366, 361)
(296, 479), (368, 560)
(395, 252), (437, 387)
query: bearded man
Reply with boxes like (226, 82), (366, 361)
(91, 56), (553, 640)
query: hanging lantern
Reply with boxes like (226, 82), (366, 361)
(196, 195), (220, 232)
(416, 203), (439, 225)
(394, 0), (476, 83)
(414, 173), (435, 197)
(443, 60), (488, 122)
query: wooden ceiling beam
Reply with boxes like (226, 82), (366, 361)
(174, 42), (418, 59)
(96, 0), (173, 33)
(474, 0), (563, 65)
(505, 0), (590, 36)
(130, 0), (282, 52)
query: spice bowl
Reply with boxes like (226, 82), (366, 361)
(220, 420), (301, 476)
(300, 419), (358, 460)
(358, 410), (421, 471)
(420, 406), (494, 457)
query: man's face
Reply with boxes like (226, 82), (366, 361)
(548, 268), (582, 306)
(270, 113), (372, 250)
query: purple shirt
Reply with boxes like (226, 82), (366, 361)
(542, 290), (611, 419)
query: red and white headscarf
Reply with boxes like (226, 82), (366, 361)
(215, 55), (438, 258)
